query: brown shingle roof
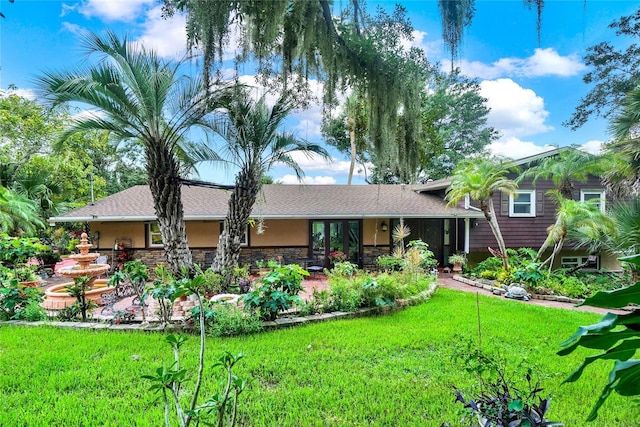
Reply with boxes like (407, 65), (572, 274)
(50, 184), (483, 222)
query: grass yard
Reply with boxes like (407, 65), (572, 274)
(0, 288), (637, 426)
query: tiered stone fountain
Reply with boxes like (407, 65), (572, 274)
(44, 233), (114, 311)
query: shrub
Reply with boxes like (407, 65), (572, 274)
(299, 288), (333, 315)
(0, 279), (44, 320)
(327, 275), (363, 312)
(243, 264), (306, 320)
(376, 255), (404, 272)
(470, 256), (503, 277)
(192, 302), (262, 337)
(15, 300), (48, 321)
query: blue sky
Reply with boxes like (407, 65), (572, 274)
(1, 0), (638, 185)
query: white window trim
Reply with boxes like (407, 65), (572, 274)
(580, 189), (606, 213)
(561, 255), (600, 270)
(147, 223), (163, 248)
(509, 190), (536, 218)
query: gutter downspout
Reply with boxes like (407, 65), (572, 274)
(464, 218), (470, 254)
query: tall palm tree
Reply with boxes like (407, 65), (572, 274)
(517, 147), (605, 199)
(204, 90), (329, 277)
(445, 157), (519, 269)
(0, 185), (43, 236)
(535, 190), (614, 269)
(37, 31), (230, 275)
(606, 86), (640, 197)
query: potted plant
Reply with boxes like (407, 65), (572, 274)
(448, 253), (467, 273)
(14, 266), (40, 287)
(453, 341), (562, 427)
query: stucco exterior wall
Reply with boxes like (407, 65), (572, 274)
(249, 219), (308, 247)
(363, 218), (391, 246)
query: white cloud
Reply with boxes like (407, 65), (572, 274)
(487, 137), (556, 159)
(480, 78), (552, 138)
(134, 6), (188, 59)
(0, 88), (36, 100)
(61, 21), (84, 35)
(276, 175), (337, 185)
(444, 48), (585, 80)
(580, 140), (605, 155)
(78, 0), (154, 22)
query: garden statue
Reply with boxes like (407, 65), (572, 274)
(502, 284), (531, 301)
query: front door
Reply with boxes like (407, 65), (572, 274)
(311, 220), (362, 267)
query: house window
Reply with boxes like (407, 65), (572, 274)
(581, 190), (606, 212)
(219, 222), (249, 247)
(148, 223), (163, 247)
(509, 190), (535, 217)
(561, 255), (600, 270)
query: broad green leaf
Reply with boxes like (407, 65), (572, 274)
(579, 281), (640, 308)
(558, 330), (640, 355)
(563, 339), (640, 383)
(619, 253), (640, 268)
(561, 311), (640, 349)
(586, 359), (640, 421)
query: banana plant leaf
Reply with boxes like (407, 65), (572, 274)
(585, 360), (640, 421)
(561, 339), (640, 383)
(577, 281), (640, 308)
(559, 311), (640, 349)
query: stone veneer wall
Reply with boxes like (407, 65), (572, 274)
(362, 246), (391, 270)
(133, 246), (391, 271)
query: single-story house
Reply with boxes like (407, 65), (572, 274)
(49, 184), (484, 271)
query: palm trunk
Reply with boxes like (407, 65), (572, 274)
(483, 198), (510, 269)
(146, 144), (193, 276)
(213, 167), (260, 285)
(535, 221), (560, 262)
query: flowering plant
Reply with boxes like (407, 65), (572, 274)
(329, 250), (347, 262)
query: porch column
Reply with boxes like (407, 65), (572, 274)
(464, 218), (470, 254)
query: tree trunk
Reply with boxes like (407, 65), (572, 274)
(347, 116), (356, 185)
(212, 166), (260, 285)
(535, 215), (563, 262)
(146, 143), (193, 276)
(483, 198), (510, 269)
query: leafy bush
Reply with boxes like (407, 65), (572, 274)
(147, 265), (187, 324)
(331, 261), (358, 277)
(326, 275), (364, 312)
(513, 261), (545, 286)
(0, 279), (45, 320)
(376, 255), (404, 272)
(191, 302), (262, 337)
(361, 275), (402, 307)
(243, 264), (306, 320)
(470, 256), (503, 277)
(298, 289), (333, 315)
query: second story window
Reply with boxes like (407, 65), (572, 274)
(581, 190), (606, 212)
(509, 190), (536, 217)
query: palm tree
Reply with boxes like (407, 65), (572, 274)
(606, 86), (640, 197)
(535, 190), (614, 270)
(445, 157), (519, 269)
(204, 90), (329, 277)
(0, 185), (44, 235)
(37, 31), (231, 275)
(517, 147), (605, 199)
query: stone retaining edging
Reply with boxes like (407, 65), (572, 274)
(452, 275), (585, 304)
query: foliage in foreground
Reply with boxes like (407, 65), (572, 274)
(0, 290), (636, 426)
(469, 248), (629, 299)
(558, 253), (640, 421)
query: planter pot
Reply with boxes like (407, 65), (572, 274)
(452, 262), (463, 273)
(19, 280), (40, 288)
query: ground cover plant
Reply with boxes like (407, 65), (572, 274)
(468, 249), (629, 299)
(0, 289), (636, 426)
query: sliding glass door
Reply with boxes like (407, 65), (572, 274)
(310, 220), (362, 266)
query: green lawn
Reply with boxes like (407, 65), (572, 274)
(0, 288), (637, 426)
